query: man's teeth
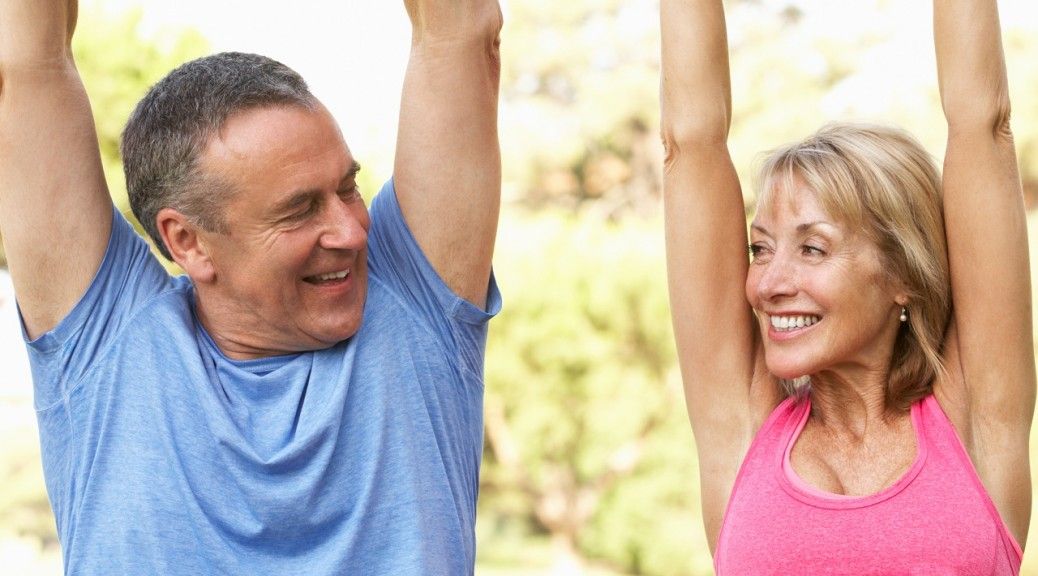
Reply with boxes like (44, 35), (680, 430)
(312, 270), (350, 282)
(770, 315), (820, 331)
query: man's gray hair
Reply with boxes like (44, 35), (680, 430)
(121, 52), (317, 260)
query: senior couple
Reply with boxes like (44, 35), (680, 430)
(0, 0), (1032, 574)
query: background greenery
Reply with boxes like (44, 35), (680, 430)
(2, 0), (1038, 574)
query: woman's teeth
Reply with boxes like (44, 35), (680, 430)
(770, 315), (819, 331)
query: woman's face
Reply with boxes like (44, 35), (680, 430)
(745, 180), (906, 381)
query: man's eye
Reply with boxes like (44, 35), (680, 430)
(338, 186), (360, 201)
(290, 201), (318, 220)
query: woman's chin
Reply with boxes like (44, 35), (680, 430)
(765, 358), (813, 381)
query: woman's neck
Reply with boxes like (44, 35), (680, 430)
(806, 368), (906, 439)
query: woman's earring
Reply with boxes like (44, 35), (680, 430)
(900, 307), (908, 323)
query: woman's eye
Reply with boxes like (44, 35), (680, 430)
(748, 243), (770, 261)
(802, 244), (825, 256)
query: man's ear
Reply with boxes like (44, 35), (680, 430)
(156, 208), (217, 283)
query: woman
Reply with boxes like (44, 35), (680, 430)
(660, 0), (1034, 572)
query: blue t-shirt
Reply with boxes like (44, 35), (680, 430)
(24, 181), (501, 575)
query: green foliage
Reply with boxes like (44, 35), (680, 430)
(727, 0), (1038, 204)
(1006, 28), (1038, 203)
(500, 0), (1038, 212)
(479, 212), (709, 574)
(500, 0), (661, 212)
(72, 7), (208, 257)
(0, 409), (55, 545)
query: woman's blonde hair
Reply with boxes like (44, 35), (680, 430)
(756, 123), (950, 410)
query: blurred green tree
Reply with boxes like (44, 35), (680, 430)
(725, 0), (1038, 204)
(1006, 27), (1038, 205)
(73, 7), (209, 222)
(499, 0), (663, 218)
(498, 0), (1038, 215)
(478, 214), (712, 575)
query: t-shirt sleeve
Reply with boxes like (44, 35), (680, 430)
(366, 179), (502, 378)
(22, 207), (174, 410)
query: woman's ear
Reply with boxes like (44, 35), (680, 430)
(156, 208), (216, 284)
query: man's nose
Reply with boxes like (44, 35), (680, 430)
(319, 199), (367, 251)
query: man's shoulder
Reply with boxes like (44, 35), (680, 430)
(80, 273), (197, 361)
(119, 274), (195, 325)
(356, 275), (432, 336)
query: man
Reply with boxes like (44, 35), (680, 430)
(0, 0), (502, 573)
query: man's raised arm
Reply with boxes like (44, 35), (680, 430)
(394, 0), (502, 307)
(0, 0), (113, 339)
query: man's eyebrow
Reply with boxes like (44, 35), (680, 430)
(341, 161), (362, 185)
(267, 161), (363, 218)
(271, 189), (320, 216)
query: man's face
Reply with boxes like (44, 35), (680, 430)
(194, 103), (370, 358)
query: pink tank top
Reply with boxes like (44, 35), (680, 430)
(715, 394), (1022, 575)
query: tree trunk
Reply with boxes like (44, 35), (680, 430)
(549, 530), (585, 575)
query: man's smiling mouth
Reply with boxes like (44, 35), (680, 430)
(304, 269), (351, 284)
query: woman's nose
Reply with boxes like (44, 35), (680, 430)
(755, 255), (797, 300)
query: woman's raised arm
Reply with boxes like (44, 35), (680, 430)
(934, 0), (1035, 547)
(660, 0), (774, 548)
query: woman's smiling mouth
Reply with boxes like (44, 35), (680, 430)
(768, 314), (821, 332)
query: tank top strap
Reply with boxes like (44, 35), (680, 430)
(714, 394), (807, 556)
(916, 394), (1024, 566)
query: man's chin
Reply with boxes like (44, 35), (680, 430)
(320, 315), (365, 347)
